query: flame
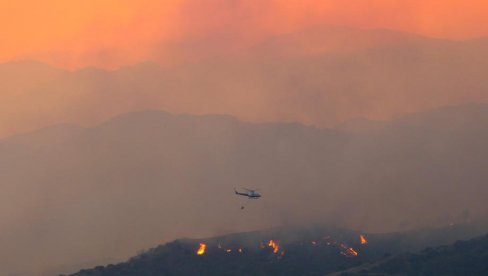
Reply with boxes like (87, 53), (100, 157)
(226, 249), (232, 253)
(238, 248), (243, 253)
(360, 234), (368, 244)
(268, 240), (280, 253)
(196, 243), (206, 255)
(347, 247), (358, 256)
(339, 243), (358, 257)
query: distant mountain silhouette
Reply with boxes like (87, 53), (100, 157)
(0, 103), (487, 275)
(1, 27), (487, 136)
(335, 117), (388, 134)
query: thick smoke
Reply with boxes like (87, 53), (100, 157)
(0, 103), (487, 275)
(1, 30), (488, 137)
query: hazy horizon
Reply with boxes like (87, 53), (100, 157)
(2, 1), (488, 275)
(1, 102), (488, 275)
(1, 29), (488, 137)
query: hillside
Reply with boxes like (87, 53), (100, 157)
(339, 233), (488, 275)
(68, 224), (488, 276)
(0, 103), (487, 275)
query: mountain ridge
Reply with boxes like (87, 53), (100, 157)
(0, 103), (487, 275)
(1, 25), (487, 137)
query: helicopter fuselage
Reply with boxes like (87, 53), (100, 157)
(235, 191), (261, 199)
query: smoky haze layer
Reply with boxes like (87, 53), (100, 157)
(1, 28), (488, 137)
(0, 103), (487, 275)
(4, 0), (488, 69)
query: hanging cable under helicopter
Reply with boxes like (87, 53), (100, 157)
(234, 188), (261, 210)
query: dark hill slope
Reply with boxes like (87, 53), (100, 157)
(340, 234), (488, 275)
(68, 224), (488, 276)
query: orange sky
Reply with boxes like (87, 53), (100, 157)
(1, 0), (488, 69)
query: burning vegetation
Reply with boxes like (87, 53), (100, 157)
(360, 234), (368, 244)
(196, 243), (206, 255)
(74, 225), (488, 276)
(268, 239), (280, 253)
(339, 243), (359, 257)
(75, 227), (408, 276)
(193, 234), (364, 258)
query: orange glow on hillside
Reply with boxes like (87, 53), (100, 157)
(196, 243), (206, 255)
(268, 240), (280, 253)
(340, 243), (359, 257)
(360, 234), (368, 245)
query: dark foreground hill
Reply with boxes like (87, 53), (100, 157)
(68, 224), (488, 276)
(337, 234), (488, 275)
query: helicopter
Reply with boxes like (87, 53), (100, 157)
(234, 188), (261, 199)
(234, 188), (261, 210)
